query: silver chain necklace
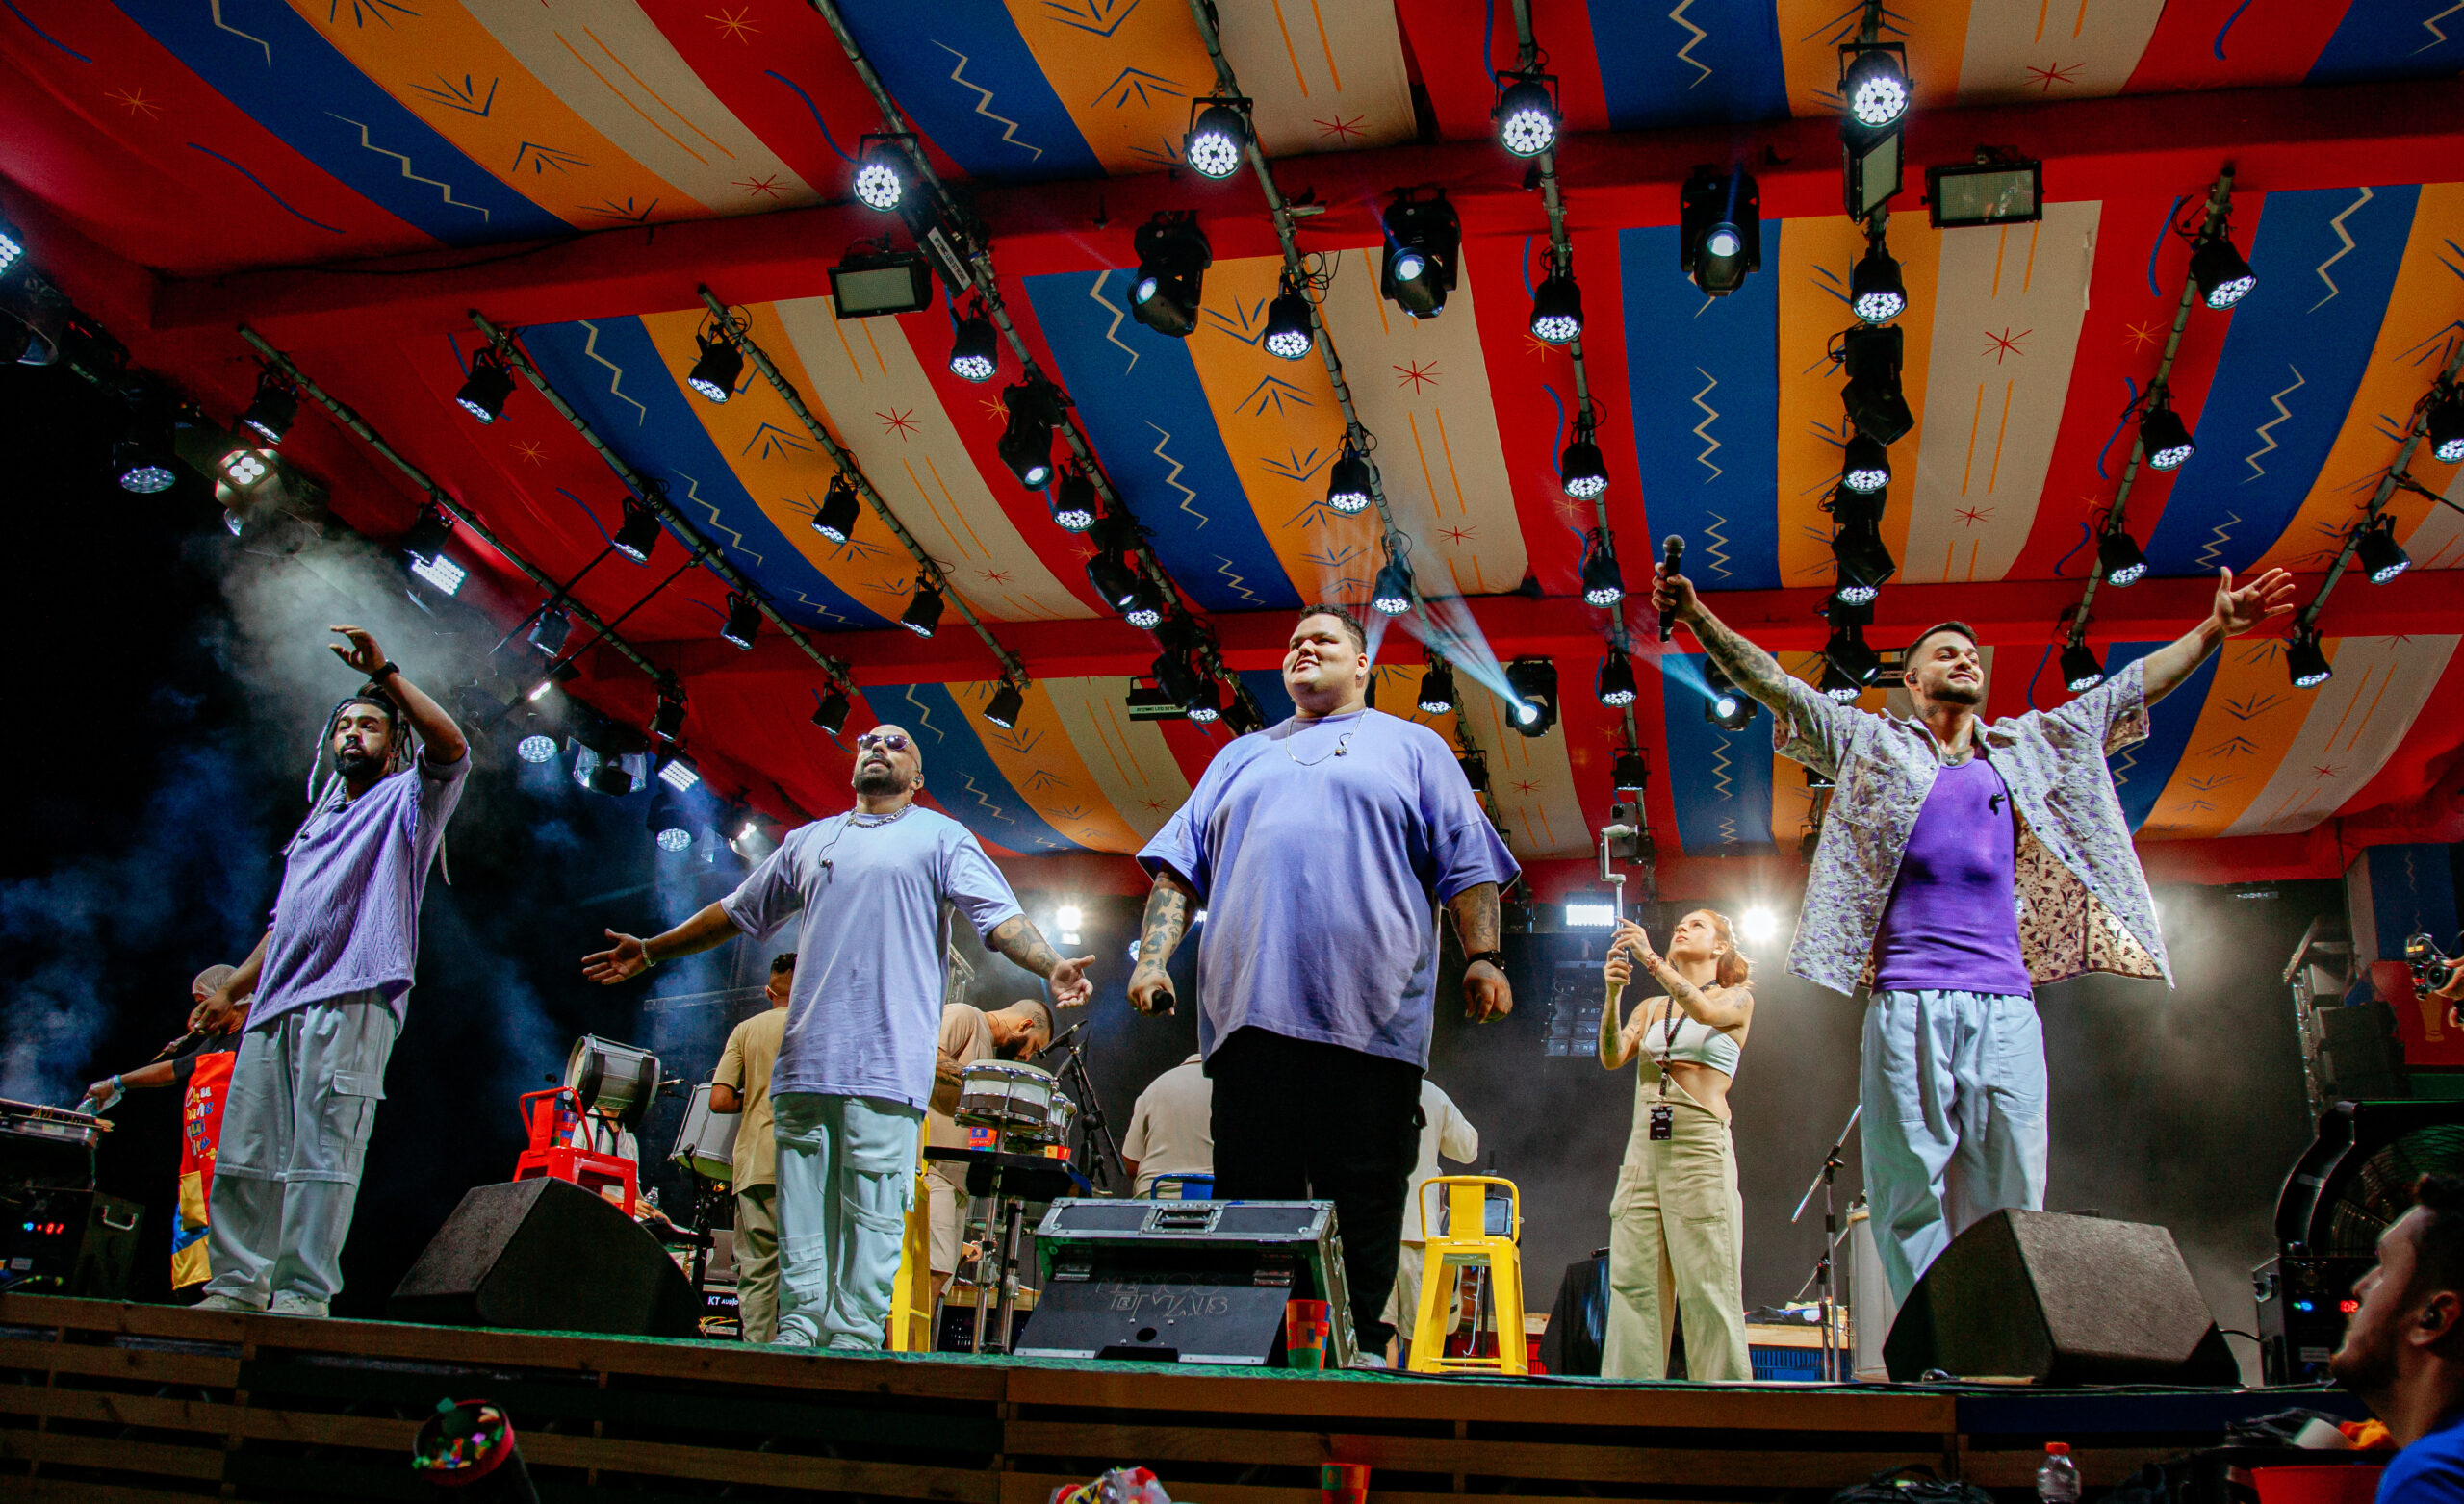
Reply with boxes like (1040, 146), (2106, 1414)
(848, 803), (916, 828)
(1285, 723), (1359, 766)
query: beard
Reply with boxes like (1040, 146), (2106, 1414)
(853, 764), (906, 797)
(2328, 1327), (2396, 1397)
(1926, 677), (1985, 707)
(334, 747), (384, 779)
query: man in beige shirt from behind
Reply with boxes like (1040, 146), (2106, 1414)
(1121, 1052), (1213, 1198)
(927, 999), (1053, 1298)
(712, 954), (793, 1342)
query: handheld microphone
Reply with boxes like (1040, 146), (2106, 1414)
(1657, 535), (1685, 643)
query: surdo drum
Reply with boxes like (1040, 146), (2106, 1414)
(668, 1081), (739, 1183)
(956, 1060), (1076, 1150)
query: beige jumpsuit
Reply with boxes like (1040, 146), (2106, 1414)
(1602, 1016), (1751, 1381)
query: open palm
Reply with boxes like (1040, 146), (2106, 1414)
(2215, 567), (2297, 637)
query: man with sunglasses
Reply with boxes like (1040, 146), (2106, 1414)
(585, 724), (1093, 1349)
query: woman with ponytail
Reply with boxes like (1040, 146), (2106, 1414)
(1597, 911), (1756, 1380)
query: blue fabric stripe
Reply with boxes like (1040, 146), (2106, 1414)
(1021, 268), (1301, 614)
(1584, 0), (1790, 131)
(1658, 654), (1776, 852)
(832, 0), (1103, 183)
(862, 683), (1084, 854)
(520, 319), (885, 629)
(1617, 223), (1783, 590)
(112, 0), (567, 245)
(2306, 2), (2464, 86)
(2095, 642), (2211, 831)
(2143, 184), (2419, 577)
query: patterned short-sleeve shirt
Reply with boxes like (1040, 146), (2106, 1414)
(1772, 657), (2170, 998)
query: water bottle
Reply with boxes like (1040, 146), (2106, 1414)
(2037, 1442), (2080, 1504)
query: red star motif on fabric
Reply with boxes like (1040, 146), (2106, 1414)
(512, 439), (546, 466)
(1955, 505), (1991, 526)
(1315, 115), (1365, 142)
(1395, 360), (1441, 393)
(2123, 319), (2161, 352)
(1981, 326), (2032, 364)
(708, 7), (759, 42)
(1512, 778), (1542, 797)
(107, 86), (163, 118)
(978, 568), (1014, 586)
(735, 173), (785, 200)
(981, 398), (1009, 427)
(2025, 61), (2082, 92)
(1438, 524), (1477, 547)
(2311, 765), (2339, 780)
(877, 407), (919, 440)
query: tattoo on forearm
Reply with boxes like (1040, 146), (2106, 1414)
(1451, 882), (1501, 955)
(988, 916), (1065, 978)
(1690, 606), (1796, 711)
(1135, 879), (1192, 973)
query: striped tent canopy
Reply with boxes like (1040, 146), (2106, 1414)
(5, 0), (2461, 892)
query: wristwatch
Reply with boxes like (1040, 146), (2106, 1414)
(1463, 949), (1505, 972)
(370, 661), (400, 680)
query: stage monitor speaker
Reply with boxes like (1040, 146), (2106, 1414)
(1884, 1210), (2237, 1385)
(391, 1178), (699, 1338)
(0, 1188), (141, 1298)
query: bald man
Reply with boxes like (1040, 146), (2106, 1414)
(587, 726), (1092, 1350)
(927, 998), (1053, 1296)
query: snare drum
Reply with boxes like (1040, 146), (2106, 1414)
(955, 1060), (1057, 1134)
(565, 1035), (662, 1124)
(668, 1082), (739, 1183)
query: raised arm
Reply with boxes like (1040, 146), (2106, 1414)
(1597, 943), (1654, 1071)
(1621, 923), (1752, 1030)
(583, 900), (741, 984)
(986, 915), (1096, 1007)
(329, 625), (467, 765)
(1126, 868), (1198, 1015)
(2137, 567), (2297, 706)
(1651, 567), (1798, 716)
(191, 930), (270, 1034)
(1447, 880), (1511, 1022)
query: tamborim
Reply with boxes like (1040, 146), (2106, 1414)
(955, 1061), (1057, 1134)
(565, 1035), (661, 1125)
(669, 1081), (738, 1183)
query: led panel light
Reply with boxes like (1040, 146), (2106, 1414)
(1925, 159), (2044, 229)
(829, 251), (936, 319)
(409, 553), (466, 595)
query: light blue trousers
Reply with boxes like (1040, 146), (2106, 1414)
(1861, 989), (2048, 1303)
(203, 991), (397, 1310)
(771, 1092), (923, 1349)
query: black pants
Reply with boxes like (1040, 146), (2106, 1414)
(1208, 1027), (1423, 1353)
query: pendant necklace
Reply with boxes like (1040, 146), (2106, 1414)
(1285, 723), (1358, 766)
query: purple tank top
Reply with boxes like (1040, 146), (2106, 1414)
(1870, 755), (2032, 997)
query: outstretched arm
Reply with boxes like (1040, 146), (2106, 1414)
(986, 914), (1097, 1007)
(1126, 869), (1197, 1015)
(583, 901), (740, 984)
(329, 625), (467, 765)
(1651, 567), (1798, 716)
(1449, 881), (1512, 1022)
(2138, 567), (2297, 706)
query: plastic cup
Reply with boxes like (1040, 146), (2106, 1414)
(1285, 1298), (1332, 1370)
(1322, 1462), (1370, 1503)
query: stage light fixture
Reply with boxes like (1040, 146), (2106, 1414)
(1579, 528), (1625, 606)
(528, 661), (578, 701)
(982, 679), (1025, 729)
(517, 733), (557, 764)
(1184, 98), (1250, 181)
(1504, 657), (1559, 738)
(1222, 686), (1265, 735)
(719, 592), (762, 650)
(1371, 538), (1416, 617)
(1831, 517), (1895, 605)
(2061, 641), (2105, 693)
(1049, 471), (1097, 532)
(649, 697), (686, 744)
(218, 443), (270, 489)
(1825, 621), (1881, 686)
(613, 497), (662, 563)
(400, 505), (452, 563)
(114, 405), (177, 494)
(998, 381), (1060, 488)
(1530, 268), (1583, 345)
(900, 578), (944, 638)
(1925, 156), (2043, 229)
(1818, 657), (1862, 702)
(1417, 658), (1457, 714)
(1703, 661), (1753, 730)
(2355, 514), (2411, 585)
(0, 218), (20, 277)
(2141, 396), (2195, 471)
(1459, 751), (1492, 796)
(1851, 242), (1905, 324)
(2190, 232), (2257, 311)
(652, 808), (696, 854)
(240, 371), (297, 445)
(1326, 443), (1375, 516)
(528, 609), (570, 656)
(1086, 548), (1141, 612)
(1120, 577), (1164, 629)
(1841, 324), (1913, 445)
(686, 332), (743, 403)
(1842, 44), (1909, 128)
(2286, 625), (2332, 689)
(1152, 650), (1203, 708)
(1131, 214), (1211, 339)
(2426, 383), (2464, 464)
(1265, 277), (1315, 361)
(1613, 751), (1650, 794)
(1379, 192), (1461, 319)
(811, 688), (851, 736)
(659, 758), (702, 796)
(2098, 528), (2148, 587)
(828, 247), (936, 318)
(1838, 43), (1908, 220)
(455, 350), (515, 424)
(1842, 430), (1890, 493)
(1185, 674), (1222, 723)
(1561, 421), (1608, 500)
(810, 475), (862, 545)
(1680, 167), (1761, 297)
(1493, 70), (1559, 158)
(948, 307), (999, 384)
(853, 136), (910, 213)
(1596, 646), (1637, 707)
(409, 553), (466, 596)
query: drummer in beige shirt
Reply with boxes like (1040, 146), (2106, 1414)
(711, 954), (793, 1342)
(927, 999), (1053, 1298)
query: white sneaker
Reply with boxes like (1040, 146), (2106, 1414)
(191, 1293), (261, 1313)
(267, 1295), (329, 1317)
(768, 1328), (816, 1348)
(1346, 1352), (1390, 1370)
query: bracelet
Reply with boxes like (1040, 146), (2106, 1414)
(370, 661), (400, 680)
(1463, 949), (1504, 971)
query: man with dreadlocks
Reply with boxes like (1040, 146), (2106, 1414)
(187, 625), (468, 1316)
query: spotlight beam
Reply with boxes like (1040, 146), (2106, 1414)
(468, 310), (864, 708)
(237, 324), (676, 698)
(2061, 166), (2238, 674)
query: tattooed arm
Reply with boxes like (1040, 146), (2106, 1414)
(988, 915), (1097, 1007)
(1448, 880), (1512, 1023)
(1649, 566), (1800, 716)
(1126, 869), (1197, 1015)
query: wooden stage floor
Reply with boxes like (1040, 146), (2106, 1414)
(0, 1294), (2366, 1503)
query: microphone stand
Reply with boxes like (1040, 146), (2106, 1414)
(1790, 1102), (1861, 1383)
(1052, 1036), (1125, 1194)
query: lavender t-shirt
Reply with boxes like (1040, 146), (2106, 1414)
(1139, 709), (1521, 1071)
(248, 752), (469, 1031)
(1870, 754), (2033, 997)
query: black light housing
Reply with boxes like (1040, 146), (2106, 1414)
(1579, 528), (1625, 606)
(720, 592), (761, 650)
(1371, 539), (1415, 617)
(2142, 396), (2195, 471)
(1841, 324), (1913, 445)
(455, 350), (516, 424)
(1087, 549), (1140, 611)
(241, 370), (297, 444)
(2061, 641), (2105, 693)
(1183, 98), (1250, 181)
(2426, 382), (2464, 464)
(1851, 242), (1906, 324)
(998, 381), (1061, 488)
(1379, 192), (1461, 319)
(900, 578), (944, 638)
(1326, 443), (1375, 516)
(1680, 167), (1761, 297)
(1838, 43), (1909, 220)
(2190, 232), (2257, 311)
(400, 505), (452, 563)
(1131, 214), (1211, 339)
(1612, 751), (1650, 794)
(852, 134), (910, 212)
(947, 307), (999, 384)
(2355, 514), (2411, 585)
(1049, 471), (1097, 532)
(1832, 517), (1895, 605)
(2098, 528), (2148, 586)
(686, 332), (743, 403)
(528, 608), (571, 656)
(1818, 657), (1863, 702)
(811, 687), (851, 736)
(1265, 277), (1315, 361)
(2286, 626), (2332, 689)
(1530, 268), (1583, 345)
(1493, 71), (1559, 159)
(829, 248), (937, 318)
(1596, 646), (1637, 707)
(1184, 674), (1222, 724)
(810, 475), (861, 544)
(1459, 751), (1492, 795)
(982, 679), (1025, 729)
(1222, 686), (1266, 735)
(1825, 621), (1881, 685)
(1417, 658), (1457, 714)
(652, 694), (687, 741)
(1504, 657), (1559, 738)
(1842, 429), (1890, 493)
(1561, 421), (1608, 500)
(1703, 660), (1754, 730)
(1926, 156), (2043, 229)
(613, 497), (662, 563)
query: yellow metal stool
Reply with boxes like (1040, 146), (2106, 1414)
(886, 1128), (935, 1352)
(1405, 1175), (1527, 1376)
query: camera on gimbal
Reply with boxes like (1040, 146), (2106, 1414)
(2405, 930), (2460, 995)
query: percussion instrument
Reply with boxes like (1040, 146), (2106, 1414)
(564, 1035), (662, 1126)
(956, 1061), (1065, 1139)
(668, 1082), (739, 1183)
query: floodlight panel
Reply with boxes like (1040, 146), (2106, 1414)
(1927, 162), (2044, 228)
(829, 258), (936, 318)
(1846, 132), (1901, 220)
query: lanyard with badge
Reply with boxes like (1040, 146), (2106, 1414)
(1649, 999), (1681, 1141)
